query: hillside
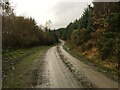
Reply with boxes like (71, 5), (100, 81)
(55, 2), (120, 80)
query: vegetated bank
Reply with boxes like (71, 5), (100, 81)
(3, 46), (51, 88)
(55, 2), (120, 81)
(2, 2), (58, 88)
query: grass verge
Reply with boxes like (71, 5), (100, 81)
(2, 46), (51, 88)
(63, 43), (118, 82)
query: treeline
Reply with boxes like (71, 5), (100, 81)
(2, 2), (58, 49)
(56, 2), (120, 62)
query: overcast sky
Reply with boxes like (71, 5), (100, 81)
(10, 0), (92, 29)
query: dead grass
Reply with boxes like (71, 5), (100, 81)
(63, 42), (118, 81)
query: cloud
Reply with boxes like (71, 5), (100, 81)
(51, 2), (89, 29)
(10, 0), (92, 29)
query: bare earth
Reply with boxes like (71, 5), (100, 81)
(36, 40), (118, 88)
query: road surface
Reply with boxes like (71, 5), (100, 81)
(36, 46), (82, 88)
(36, 40), (118, 88)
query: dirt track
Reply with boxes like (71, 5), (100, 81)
(36, 46), (82, 88)
(36, 40), (118, 88)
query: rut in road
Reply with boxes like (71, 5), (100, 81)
(58, 40), (118, 88)
(36, 40), (118, 88)
(36, 46), (82, 88)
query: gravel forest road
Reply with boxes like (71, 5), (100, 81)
(36, 46), (82, 88)
(36, 40), (118, 88)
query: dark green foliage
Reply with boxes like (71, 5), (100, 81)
(98, 36), (114, 59)
(54, 28), (65, 39)
(98, 13), (120, 60)
(79, 6), (94, 31)
(2, 1), (58, 49)
(98, 32), (120, 60)
(62, 5), (93, 40)
(61, 2), (119, 61)
(51, 31), (59, 43)
(77, 28), (91, 45)
(93, 2), (120, 16)
(106, 13), (119, 33)
(115, 35), (120, 61)
(63, 19), (80, 40)
(2, 15), (58, 49)
(64, 22), (74, 40)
